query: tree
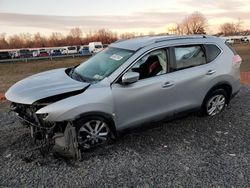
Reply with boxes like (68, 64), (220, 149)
(179, 12), (207, 35)
(8, 34), (25, 49)
(0, 33), (9, 49)
(68, 27), (83, 45)
(69, 27), (82, 38)
(49, 32), (64, 46)
(220, 19), (243, 36)
(85, 29), (118, 44)
(220, 23), (237, 36)
(33, 32), (47, 47)
(119, 32), (136, 39)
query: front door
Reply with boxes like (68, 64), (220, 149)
(111, 48), (178, 129)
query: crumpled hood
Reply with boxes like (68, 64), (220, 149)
(5, 68), (90, 104)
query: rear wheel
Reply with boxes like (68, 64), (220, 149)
(75, 116), (112, 149)
(203, 89), (228, 116)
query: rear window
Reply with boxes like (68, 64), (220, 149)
(95, 45), (103, 49)
(0, 52), (9, 55)
(172, 45), (206, 71)
(20, 50), (30, 53)
(68, 47), (76, 50)
(204, 44), (221, 63)
(225, 42), (237, 55)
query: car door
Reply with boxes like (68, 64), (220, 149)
(111, 48), (180, 130)
(166, 44), (219, 113)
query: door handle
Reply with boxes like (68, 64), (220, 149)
(206, 70), (216, 75)
(162, 81), (174, 88)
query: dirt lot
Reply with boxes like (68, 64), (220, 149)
(0, 44), (250, 187)
(0, 86), (250, 187)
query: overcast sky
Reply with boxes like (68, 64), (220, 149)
(0, 0), (249, 36)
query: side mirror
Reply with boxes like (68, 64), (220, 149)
(122, 72), (140, 84)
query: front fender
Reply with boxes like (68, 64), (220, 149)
(36, 85), (114, 122)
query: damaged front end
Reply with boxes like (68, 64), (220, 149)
(10, 102), (82, 160)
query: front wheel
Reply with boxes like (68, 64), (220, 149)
(75, 116), (112, 149)
(203, 89), (228, 116)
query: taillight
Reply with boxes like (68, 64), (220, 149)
(233, 55), (242, 68)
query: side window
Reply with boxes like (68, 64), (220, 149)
(171, 45), (206, 71)
(204, 44), (221, 62)
(129, 49), (168, 80)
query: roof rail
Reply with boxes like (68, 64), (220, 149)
(155, 35), (207, 43)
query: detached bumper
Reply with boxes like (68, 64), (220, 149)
(53, 124), (82, 160)
(14, 108), (82, 160)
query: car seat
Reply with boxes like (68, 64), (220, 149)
(139, 55), (162, 79)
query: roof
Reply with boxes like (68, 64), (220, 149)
(110, 35), (213, 51)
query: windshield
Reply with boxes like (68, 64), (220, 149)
(74, 47), (134, 82)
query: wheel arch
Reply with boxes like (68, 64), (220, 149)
(203, 82), (233, 106)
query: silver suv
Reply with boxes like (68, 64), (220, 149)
(6, 35), (242, 158)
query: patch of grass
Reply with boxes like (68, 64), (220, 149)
(0, 57), (88, 93)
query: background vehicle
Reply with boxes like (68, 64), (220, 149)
(241, 36), (250, 43)
(89, 42), (103, 53)
(225, 39), (234, 44)
(31, 50), (39, 57)
(79, 45), (92, 56)
(61, 46), (78, 54)
(67, 46), (78, 54)
(39, 49), (49, 57)
(51, 49), (62, 56)
(0, 51), (11, 60)
(19, 49), (32, 58)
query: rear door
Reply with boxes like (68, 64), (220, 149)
(167, 44), (220, 113)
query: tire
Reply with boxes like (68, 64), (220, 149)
(202, 89), (229, 116)
(74, 116), (113, 150)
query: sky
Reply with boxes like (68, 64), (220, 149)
(0, 0), (250, 36)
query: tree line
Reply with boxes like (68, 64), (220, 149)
(0, 12), (249, 50)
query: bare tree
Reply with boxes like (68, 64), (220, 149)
(85, 29), (118, 44)
(0, 33), (9, 49)
(220, 23), (237, 36)
(33, 32), (47, 47)
(69, 27), (83, 38)
(179, 12), (207, 35)
(220, 18), (243, 36)
(49, 32), (64, 46)
(119, 32), (136, 39)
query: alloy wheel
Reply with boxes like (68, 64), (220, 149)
(78, 120), (110, 148)
(206, 94), (226, 116)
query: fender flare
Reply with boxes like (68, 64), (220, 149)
(202, 81), (233, 106)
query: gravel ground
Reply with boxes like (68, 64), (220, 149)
(0, 85), (250, 187)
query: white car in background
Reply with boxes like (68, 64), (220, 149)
(89, 42), (103, 53)
(61, 46), (78, 54)
(242, 36), (250, 43)
(225, 39), (234, 44)
(32, 50), (40, 57)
